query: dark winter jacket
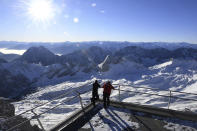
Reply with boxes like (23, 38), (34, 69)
(93, 82), (100, 94)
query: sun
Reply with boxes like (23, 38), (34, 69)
(26, 0), (55, 23)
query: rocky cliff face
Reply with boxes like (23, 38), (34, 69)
(0, 99), (15, 117)
(0, 99), (41, 131)
(0, 68), (30, 98)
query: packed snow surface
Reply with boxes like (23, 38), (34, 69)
(81, 106), (197, 131)
(82, 106), (140, 130)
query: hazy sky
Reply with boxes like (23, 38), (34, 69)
(0, 0), (197, 43)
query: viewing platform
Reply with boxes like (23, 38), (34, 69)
(52, 100), (197, 131)
(4, 84), (197, 131)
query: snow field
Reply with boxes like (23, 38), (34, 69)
(12, 59), (197, 130)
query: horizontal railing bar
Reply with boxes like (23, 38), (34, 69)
(7, 86), (93, 131)
(114, 89), (197, 102)
(113, 84), (164, 91)
(5, 88), (74, 122)
(4, 83), (92, 123)
(37, 96), (79, 117)
(171, 96), (197, 102)
(7, 95), (79, 131)
(114, 89), (169, 98)
(7, 117), (31, 131)
(113, 84), (197, 96)
(170, 90), (197, 96)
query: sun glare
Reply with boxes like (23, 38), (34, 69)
(26, 0), (55, 23)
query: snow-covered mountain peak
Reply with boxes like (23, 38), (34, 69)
(18, 46), (58, 66)
(22, 46), (55, 57)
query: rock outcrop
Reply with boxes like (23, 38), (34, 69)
(0, 99), (41, 131)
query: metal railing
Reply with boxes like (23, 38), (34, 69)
(4, 84), (92, 131)
(7, 95), (79, 131)
(112, 84), (197, 110)
(4, 83), (197, 130)
(4, 83), (92, 122)
(113, 84), (197, 96)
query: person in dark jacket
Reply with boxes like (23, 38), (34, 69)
(91, 80), (100, 105)
(102, 81), (114, 108)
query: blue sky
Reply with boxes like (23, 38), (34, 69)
(0, 0), (197, 43)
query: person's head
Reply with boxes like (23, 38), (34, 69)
(95, 80), (98, 83)
(107, 81), (111, 84)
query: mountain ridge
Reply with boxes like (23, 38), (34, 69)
(2, 45), (197, 98)
(1, 41), (197, 55)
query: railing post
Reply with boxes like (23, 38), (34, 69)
(76, 91), (85, 113)
(168, 90), (172, 109)
(31, 109), (45, 131)
(119, 85), (121, 102)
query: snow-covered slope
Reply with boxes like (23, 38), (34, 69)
(1, 61), (44, 81)
(138, 59), (197, 91)
(1, 43), (197, 129)
(12, 58), (197, 130)
(2, 45), (197, 99)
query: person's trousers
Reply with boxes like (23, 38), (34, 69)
(92, 92), (99, 105)
(103, 93), (110, 107)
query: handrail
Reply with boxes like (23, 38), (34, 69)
(4, 83), (92, 123)
(113, 85), (197, 111)
(7, 95), (79, 131)
(113, 84), (197, 96)
(170, 90), (197, 96)
(113, 89), (197, 102)
(4, 87), (73, 123)
(7, 87), (93, 131)
(172, 95), (197, 102)
(6, 82), (197, 130)
(113, 84), (163, 91)
(117, 89), (169, 98)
